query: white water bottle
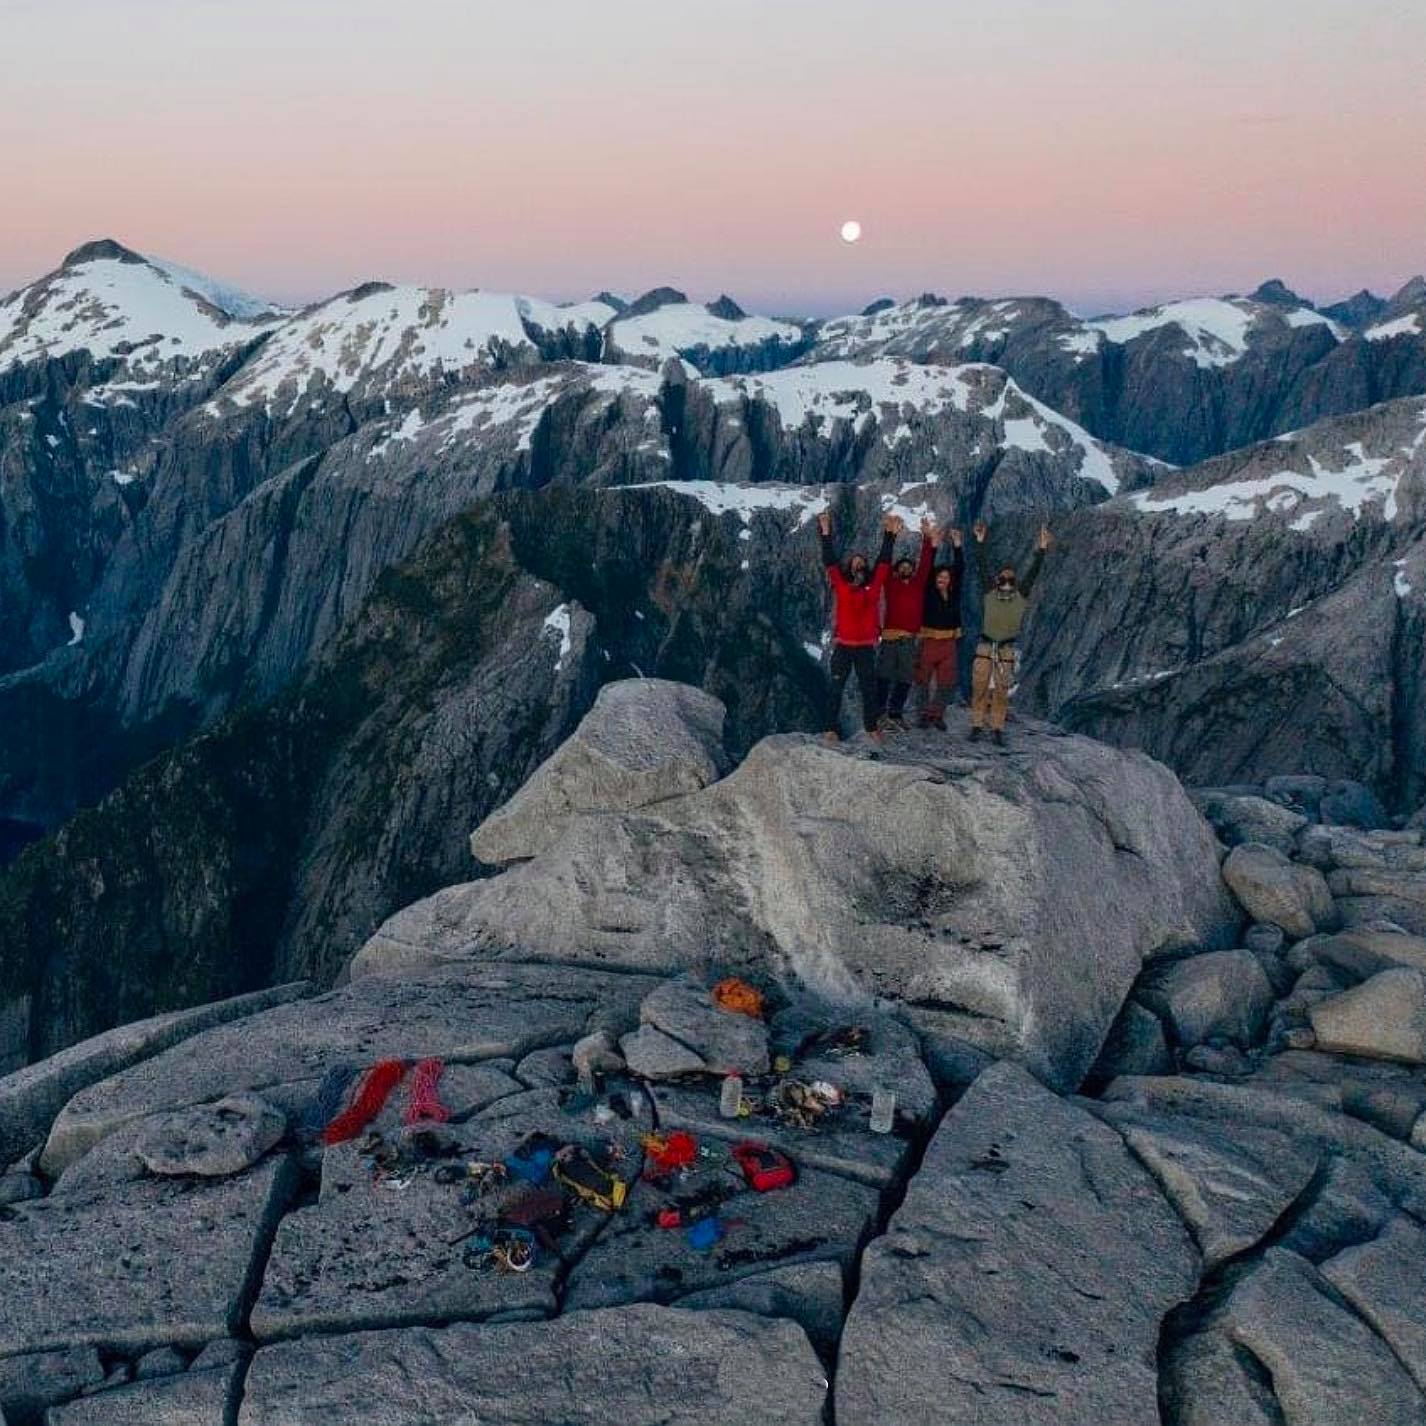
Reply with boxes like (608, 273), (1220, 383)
(719, 1074), (744, 1119)
(869, 1087), (895, 1134)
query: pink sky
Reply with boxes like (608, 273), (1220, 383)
(3, 0), (1424, 315)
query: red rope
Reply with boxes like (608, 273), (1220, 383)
(404, 1057), (451, 1125)
(320, 1059), (407, 1145)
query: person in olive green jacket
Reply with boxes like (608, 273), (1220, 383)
(969, 519), (1052, 745)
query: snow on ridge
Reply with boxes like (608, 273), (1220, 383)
(1087, 298), (1258, 368)
(623, 479), (830, 530)
(148, 256), (287, 320)
(608, 303), (802, 361)
(1283, 306), (1347, 339)
(1395, 560), (1414, 599)
(703, 359), (972, 433)
(1130, 440), (1401, 525)
(1365, 313), (1424, 342)
(222, 285), (540, 412)
(516, 296), (618, 333)
(66, 612), (85, 646)
(0, 256), (257, 374)
(363, 364), (665, 461)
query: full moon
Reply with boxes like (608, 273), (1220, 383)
(840, 220), (862, 244)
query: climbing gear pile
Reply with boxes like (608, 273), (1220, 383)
(766, 1079), (844, 1131)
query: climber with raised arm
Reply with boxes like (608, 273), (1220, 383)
(916, 524), (965, 730)
(818, 509), (897, 743)
(969, 519), (1051, 747)
(877, 515), (938, 730)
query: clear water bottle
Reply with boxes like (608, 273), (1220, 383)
(719, 1074), (744, 1119)
(869, 1087), (895, 1134)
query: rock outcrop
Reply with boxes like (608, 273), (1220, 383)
(837, 1062), (1198, 1424)
(358, 704), (1235, 1091)
(470, 678), (729, 865)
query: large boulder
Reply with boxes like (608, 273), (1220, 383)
(836, 1062), (1197, 1425)
(1222, 842), (1336, 939)
(1090, 1102), (1320, 1269)
(238, 1306), (829, 1424)
(44, 1362), (242, 1424)
(358, 722), (1236, 1091)
(1191, 790), (1307, 854)
(469, 679), (728, 865)
(1137, 949), (1274, 1048)
(1329, 866), (1426, 936)
(1309, 968), (1426, 1064)
(1210, 1248), (1425, 1423)
(0, 982), (307, 1170)
(637, 976), (770, 1076)
(134, 1093), (286, 1178)
(1322, 1216), (1426, 1392)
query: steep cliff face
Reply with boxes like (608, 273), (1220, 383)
(1018, 396), (1426, 804)
(0, 352), (1148, 842)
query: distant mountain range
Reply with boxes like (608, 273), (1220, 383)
(0, 236), (1422, 1061)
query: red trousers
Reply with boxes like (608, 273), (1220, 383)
(915, 636), (960, 719)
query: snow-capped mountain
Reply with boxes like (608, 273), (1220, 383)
(0, 239), (276, 377)
(1, 235), (1424, 860)
(604, 288), (809, 372)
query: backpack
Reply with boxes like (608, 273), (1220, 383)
(552, 1145), (628, 1212)
(732, 1141), (796, 1193)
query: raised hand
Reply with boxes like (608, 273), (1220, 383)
(972, 520), (988, 543)
(949, 526), (963, 548)
(817, 511), (831, 537)
(1038, 523), (1053, 551)
(919, 515), (934, 538)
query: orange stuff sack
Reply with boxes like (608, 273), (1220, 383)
(713, 977), (765, 1019)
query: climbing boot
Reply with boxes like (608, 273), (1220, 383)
(969, 726), (983, 742)
(993, 730), (1006, 747)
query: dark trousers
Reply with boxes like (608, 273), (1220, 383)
(876, 637), (917, 719)
(827, 643), (880, 733)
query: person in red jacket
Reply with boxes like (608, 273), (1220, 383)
(877, 516), (938, 730)
(817, 509), (897, 742)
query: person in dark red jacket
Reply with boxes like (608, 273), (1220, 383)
(817, 509), (897, 742)
(877, 516), (938, 729)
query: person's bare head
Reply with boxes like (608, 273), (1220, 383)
(996, 564), (1017, 593)
(893, 557), (915, 582)
(845, 553), (870, 585)
(934, 567), (953, 595)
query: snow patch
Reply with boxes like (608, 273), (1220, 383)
(1397, 560), (1414, 598)
(1365, 313), (1424, 342)
(66, 612), (85, 646)
(625, 479), (830, 530)
(1088, 298), (1257, 368)
(609, 303), (802, 362)
(1131, 441), (1399, 523)
(543, 604), (574, 672)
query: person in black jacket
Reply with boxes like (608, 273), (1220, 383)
(914, 526), (964, 730)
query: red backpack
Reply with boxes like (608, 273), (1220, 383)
(732, 1141), (796, 1193)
